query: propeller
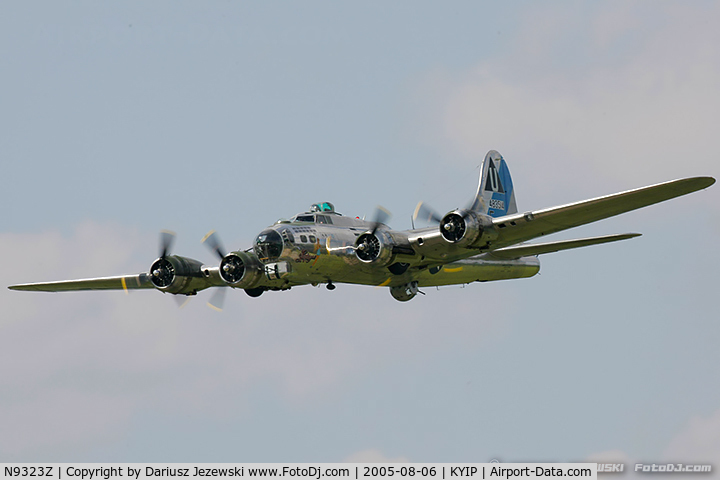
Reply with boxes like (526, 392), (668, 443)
(412, 201), (443, 225)
(440, 212), (466, 242)
(201, 230), (231, 312)
(206, 287), (227, 312)
(155, 230), (195, 307)
(151, 230), (177, 288)
(412, 200), (480, 243)
(148, 229), (229, 311)
(354, 206), (392, 262)
(172, 294), (192, 309)
(201, 230), (226, 260)
(369, 205), (392, 235)
(159, 230), (176, 259)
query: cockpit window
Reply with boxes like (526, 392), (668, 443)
(254, 229), (283, 262)
(317, 215), (333, 224)
(294, 215), (314, 223)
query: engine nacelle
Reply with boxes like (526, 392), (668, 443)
(218, 250), (263, 289)
(439, 209), (498, 248)
(355, 231), (395, 266)
(149, 255), (208, 294)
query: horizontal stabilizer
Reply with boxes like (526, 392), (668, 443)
(491, 176), (714, 249)
(489, 233), (641, 260)
(8, 273), (153, 292)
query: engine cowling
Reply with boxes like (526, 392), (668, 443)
(439, 210), (497, 248)
(355, 231), (395, 266)
(219, 250), (263, 289)
(149, 255), (207, 294)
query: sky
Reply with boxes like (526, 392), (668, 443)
(1, 1), (719, 470)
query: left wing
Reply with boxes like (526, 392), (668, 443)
(9, 273), (153, 292)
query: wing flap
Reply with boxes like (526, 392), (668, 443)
(8, 273), (153, 292)
(489, 233), (641, 260)
(491, 176), (714, 249)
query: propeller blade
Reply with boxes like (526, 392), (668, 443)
(173, 294), (192, 309)
(159, 230), (176, 259)
(206, 287), (227, 312)
(369, 205), (392, 235)
(413, 201), (443, 224)
(201, 230), (226, 260)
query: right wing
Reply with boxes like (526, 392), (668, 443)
(489, 233), (640, 260)
(489, 176), (715, 250)
(8, 273), (153, 292)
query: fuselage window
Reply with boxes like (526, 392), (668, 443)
(300, 235), (308, 243)
(308, 235), (316, 243)
(281, 229), (295, 244)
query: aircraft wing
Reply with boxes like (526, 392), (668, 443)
(489, 233), (640, 260)
(8, 273), (153, 292)
(489, 176), (714, 250)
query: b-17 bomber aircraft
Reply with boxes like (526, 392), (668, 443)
(9, 151), (715, 305)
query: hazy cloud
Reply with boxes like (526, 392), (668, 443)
(664, 406), (720, 464)
(586, 405), (720, 478)
(2, 1), (717, 464)
(0, 222), (513, 459)
(409, 2), (720, 202)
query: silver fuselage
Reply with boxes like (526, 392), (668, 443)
(252, 212), (539, 290)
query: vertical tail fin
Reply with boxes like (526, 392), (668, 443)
(469, 150), (518, 218)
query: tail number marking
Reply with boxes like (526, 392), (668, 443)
(489, 199), (505, 210)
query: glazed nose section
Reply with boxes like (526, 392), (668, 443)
(254, 229), (283, 262)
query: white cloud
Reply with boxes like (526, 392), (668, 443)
(0, 222), (514, 458)
(663, 407), (720, 464)
(585, 406), (720, 478)
(409, 3), (720, 205)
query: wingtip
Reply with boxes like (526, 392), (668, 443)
(686, 176), (715, 189)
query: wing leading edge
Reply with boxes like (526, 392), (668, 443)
(490, 176), (715, 250)
(8, 273), (153, 292)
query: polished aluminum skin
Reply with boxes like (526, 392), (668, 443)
(9, 151), (715, 303)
